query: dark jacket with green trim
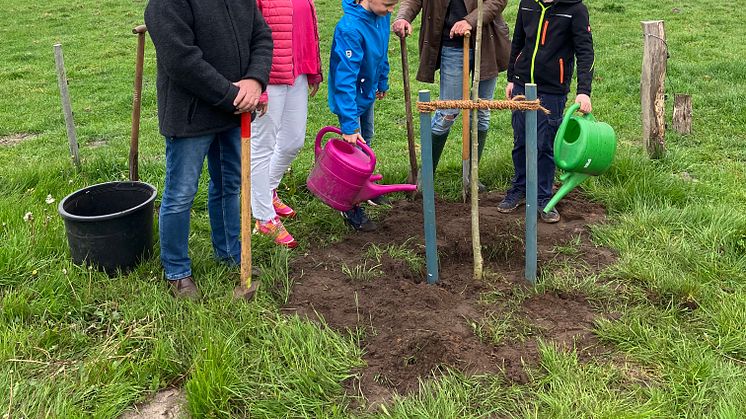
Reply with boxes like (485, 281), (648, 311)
(507, 0), (594, 96)
(145, 0), (273, 137)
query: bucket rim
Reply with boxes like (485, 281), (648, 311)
(58, 181), (157, 222)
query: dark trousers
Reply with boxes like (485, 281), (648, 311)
(509, 83), (567, 204)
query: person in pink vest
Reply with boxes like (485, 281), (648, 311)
(252, 0), (323, 248)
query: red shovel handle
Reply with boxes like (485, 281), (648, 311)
(241, 112), (252, 138)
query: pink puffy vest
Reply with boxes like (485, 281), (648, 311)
(257, 0), (322, 86)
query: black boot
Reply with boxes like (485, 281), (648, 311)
(466, 130), (489, 193)
(431, 130), (450, 174)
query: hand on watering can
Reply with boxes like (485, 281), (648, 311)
(343, 132), (365, 144)
(392, 19), (412, 38)
(575, 94), (592, 114)
(233, 79), (263, 113)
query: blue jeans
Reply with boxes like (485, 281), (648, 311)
(432, 46), (497, 135)
(159, 127), (242, 280)
(359, 104), (375, 147)
(509, 83), (567, 204)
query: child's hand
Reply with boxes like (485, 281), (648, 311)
(376, 91), (386, 100)
(449, 20), (473, 39)
(343, 132), (364, 144)
(505, 82), (514, 99)
(309, 83), (320, 97)
(575, 94), (592, 114)
(393, 19), (412, 38)
(256, 102), (268, 117)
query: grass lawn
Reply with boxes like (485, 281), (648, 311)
(1, 0), (746, 417)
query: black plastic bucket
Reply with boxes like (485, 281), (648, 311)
(58, 181), (157, 275)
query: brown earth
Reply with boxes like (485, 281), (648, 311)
(284, 190), (616, 406)
(119, 388), (186, 419)
(0, 133), (36, 147)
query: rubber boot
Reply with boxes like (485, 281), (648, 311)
(477, 129), (488, 162)
(430, 130), (450, 174)
(467, 130), (489, 193)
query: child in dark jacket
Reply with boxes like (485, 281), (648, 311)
(499, 0), (594, 223)
(328, 0), (398, 231)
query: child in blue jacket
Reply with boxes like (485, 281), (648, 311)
(328, 0), (398, 231)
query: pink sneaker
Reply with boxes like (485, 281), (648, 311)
(254, 216), (298, 248)
(272, 190), (296, 218)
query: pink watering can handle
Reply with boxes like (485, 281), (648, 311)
(357, 138), (376, 172)
(315, 126), (342, 158)
(314, 126), (376, 172)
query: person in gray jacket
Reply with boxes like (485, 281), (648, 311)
(145, 0), (273, 299)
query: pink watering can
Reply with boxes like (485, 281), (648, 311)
(307, 126), (417, 211)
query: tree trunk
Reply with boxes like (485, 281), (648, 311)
(470, 0), (484, 280)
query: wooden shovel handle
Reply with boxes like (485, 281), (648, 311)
(461, 33), (471, 161)
(129, 25), (147, 181)
(240, 113), (253, 289)
(400, 36), (418, 186)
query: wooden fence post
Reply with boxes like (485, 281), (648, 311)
(419, 90), (439, 285)
(641, 20), (667, 159)
(524, 84), (538, 285)
(53, 44), (81, 169)
(672, 94), (692, 135)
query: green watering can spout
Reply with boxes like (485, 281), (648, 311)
(543, 172), (590, 213)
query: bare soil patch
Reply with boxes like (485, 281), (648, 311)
(120, 388), (186, 419)
(0, 133), (36, 147)
(285, 190), (616, 405)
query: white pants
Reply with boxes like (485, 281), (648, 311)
(251, 75), (309, 221)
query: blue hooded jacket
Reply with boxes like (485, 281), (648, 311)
(328, 0), (390, 135)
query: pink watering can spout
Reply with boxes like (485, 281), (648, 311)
(307, 126), (417, 211)
(357, 182), (417, 203)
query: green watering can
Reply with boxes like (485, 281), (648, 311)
(543, 103), (617, 213)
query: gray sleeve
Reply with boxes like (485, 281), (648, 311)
(145, 0), (239, 112)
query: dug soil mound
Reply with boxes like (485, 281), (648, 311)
(285, 190), (616, 405)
